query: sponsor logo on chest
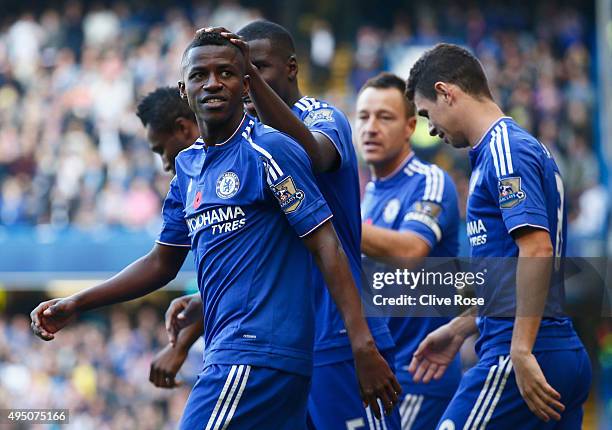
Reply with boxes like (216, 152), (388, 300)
(186, 206), (246, 235)
(467, 219), (487, 247)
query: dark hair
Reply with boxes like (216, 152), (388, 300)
(237, 20), (295, 60)
(360, 72), (415, 117)
(136, 87), (195, 133)
(406, 43), (493, 102)
(181, 31), (243, 71)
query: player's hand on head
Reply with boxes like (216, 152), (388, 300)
(149, 343), (188, 389)
(196, 27), (254, 75)
(409, 323), (463, 383)
(30, 298), (78, 341)
(353, 343), (402, 420)
(165, 293), (202, 346)
(511, 351), (565, 422)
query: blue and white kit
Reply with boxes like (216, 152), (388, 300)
(291, 96), (399, 430)
(158, 115), (332, 429)
(438, 117), (591, 429)
(361, 153), (462, 430)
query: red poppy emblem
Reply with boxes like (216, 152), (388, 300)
(193, 191), (202, 209)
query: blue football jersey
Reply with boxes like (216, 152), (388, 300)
(361, 153), (462, 396)
(466, 117), (582, 358)
(291, 96), (394, 365)
(157, 115), (333, 377)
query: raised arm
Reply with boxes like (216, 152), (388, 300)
(242, 64), (339, 172)
(201, 27), (340, 173)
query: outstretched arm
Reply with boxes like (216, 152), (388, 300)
(31, 244), (189, 340)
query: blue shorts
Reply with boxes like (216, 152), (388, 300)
(398, 393), (452, 430)
(307, 349), (401, 430)
(437, 348), (591, 430)
(180, 364), (310, 430)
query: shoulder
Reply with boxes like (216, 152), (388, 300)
(403, 157), (454, 202)
(176, 139), (204, 161)
(294, 96), (349, 127)
(174, 140), (205, 176)
(484, 119), (548, 179)
(248, 120), (304, 152)
(246, 120), (310, 171)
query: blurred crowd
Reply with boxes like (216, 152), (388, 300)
(0, 307), (203, 429)
(0, 1), (605, 248)
(0, 1), (262, 230)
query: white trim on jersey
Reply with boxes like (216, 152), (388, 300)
(294, 100), (309, 111)
(500, 122), (514, 174)
(490, 123), (515, 178)
(488, 130), (501, 178)
(407, 160), (445, 203)
(472, 116), (513, 151)
(463, 355), (512, 430)
(242, 119), (256, 137)
(373, 152), (414, 181)
(247, 137), (284, 178)
(294, 96), (329, 112)
(304, 96), (321, 110)
(179, 141), (204, 154)
(262, 159), (277, 184)
(298, 214), (333, 238)
(155, 240), (191, 248)
(507, 222), (550, 234)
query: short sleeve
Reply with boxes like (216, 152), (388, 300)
(157, 175), (191, 247)
(259, 132), (333, 237)
(299, 101), (353, 170)
(399, 167), (456, 248)
(488, 138), (549, 234)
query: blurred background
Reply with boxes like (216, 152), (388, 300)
(0, 0), (610, 428)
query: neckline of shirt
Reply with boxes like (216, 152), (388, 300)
(195, 113), (247, 148)
(471, 116), (513, 152)
(372, 152), (415, 184)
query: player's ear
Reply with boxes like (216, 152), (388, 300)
(287, 55), (298, 81)
(178, 81), (188, 100)
(434, 82), (452, 104)
(175, 117), (190, 137)
(405, 116), (417, 138)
